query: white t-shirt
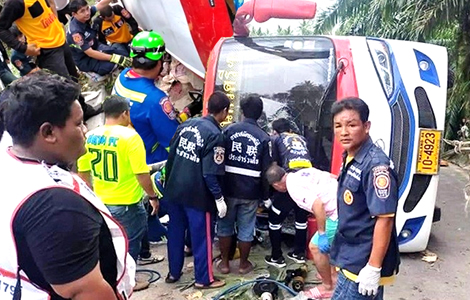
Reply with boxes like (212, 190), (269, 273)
(286, 168), (338, 220)
(55, 0), (70, 10)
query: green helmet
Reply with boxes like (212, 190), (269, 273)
(130, 31), (166, 61)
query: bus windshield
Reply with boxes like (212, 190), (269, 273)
(214, 36), (336, 171)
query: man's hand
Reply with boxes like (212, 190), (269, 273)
(110, 54), (132, 68)
(317, 233), (330, 254)
(263, 199), (272, 209)
(215, 196), (227, 218)
(26, 44), (41, 56)
(149, 198), (159, 216)
(355, 263), (381, 296)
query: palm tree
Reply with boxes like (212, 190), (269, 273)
(313, 0), (470, 140)
(298, 20), (314, 35)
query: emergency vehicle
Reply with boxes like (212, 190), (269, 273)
(122, 0), (448, 253)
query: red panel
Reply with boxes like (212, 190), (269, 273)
(203, 37), (226, 116)
(180, 0), (233, 71)
(330, 37), (359, 176)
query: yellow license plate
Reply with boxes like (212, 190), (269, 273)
(416, 129), (442, 175)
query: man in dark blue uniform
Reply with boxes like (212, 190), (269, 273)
(330, 97), (399, 300)
(217, 95), (272, 274)
(265, 118), (312, 268)
(164, 91), (230, 289)
(66, 0), (130, 76)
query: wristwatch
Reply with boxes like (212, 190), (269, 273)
(148, 195), (159, 200)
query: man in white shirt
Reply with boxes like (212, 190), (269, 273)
(267, 165), (338, 299)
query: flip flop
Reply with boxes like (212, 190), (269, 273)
(137, 255), (165, 265)
(215, 259), (230, 274)
(303, 286), (333, 299)
(239, 261), (256, 275)
(194, 279), (226, 289)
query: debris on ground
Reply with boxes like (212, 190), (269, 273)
(421, 249), (438, 263)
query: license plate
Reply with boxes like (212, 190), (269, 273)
(416, 129), (442, 175)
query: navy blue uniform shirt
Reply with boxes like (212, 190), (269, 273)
(66, 6), (100, 62)
(223, 118), (272, 201)
(272, 132), (312, 171)
(330, 137), (400, 278)
(165, 116), (225, 212)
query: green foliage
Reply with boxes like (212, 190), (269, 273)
(314, 0), (470, 141)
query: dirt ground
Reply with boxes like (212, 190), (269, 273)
(131, 164), (470, 300)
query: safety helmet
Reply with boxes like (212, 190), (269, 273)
(130, 31), (166, 61)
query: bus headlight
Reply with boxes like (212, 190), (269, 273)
(367, 39), (394, 99)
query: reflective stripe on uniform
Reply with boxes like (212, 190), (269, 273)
(295, 222), (308, 230)
(269, 222), (282, 230)
(225, 166), (261, 177)
(288, 160), (312, 169)
(114, 76), (147, 103)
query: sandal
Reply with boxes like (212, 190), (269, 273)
(194, 279), (226, 289)
(137, 255), (165, 265)
(165, 272), (181, 284)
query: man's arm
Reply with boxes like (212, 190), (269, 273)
(0, 0), (27, 52)
(113, 5), (139, 35)
(368, 216), (394, 268)
(84, 48), (112, 61)
(52, 263), (117, 300)
(95, 0), (114, 11)
(47, 0), (58, 17)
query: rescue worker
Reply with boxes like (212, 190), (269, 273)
(0, 71), (135, 300)
(9, 25), (38, 76)
(94, 4), (140, 54)
(113, 31), (202, 164)
(265, 118), (312, 268)
(0, 37), (17, 85)
(330, 98), (400, 299)
(77, 95), (163, 291)
(217, 95), (272, 275)
(67, 0), (131, 76)
(164, 91), (230, 289)
(267, 164), (338, 299)
(0, 0), (77, 79)
(0, 0), (103, 120)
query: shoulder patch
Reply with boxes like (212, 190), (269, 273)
(121, 9), (131, 19)
(14, 59), (23, 69)
(213, 146), (225, 165)
(72, 33), (84, 46)
(159, 97), (176, 120)
(373, 165), (390, 199)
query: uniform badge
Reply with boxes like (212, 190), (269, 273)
(343, 189), (353, 205)
(373, 166), (391, 199)
(213, 146), (225, 165)
(72, 33), (84, 47)
(14, 59), (23, 69)
(121, 9), (131, 19)
(160, 97), (176, 120)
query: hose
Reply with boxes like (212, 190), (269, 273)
(136, 269), (161, 284)
(212, 278), (298, 300)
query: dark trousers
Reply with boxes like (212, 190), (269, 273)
(38, 43), (78, 80)
(75, 43), (128, 76)
(167, 201), (214, 285)
(268, 191), (308, 259)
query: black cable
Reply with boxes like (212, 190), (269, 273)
(136, 269), (161, 284)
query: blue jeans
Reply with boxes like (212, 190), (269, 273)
(217, 197), (258, 242)
(107, 201), (147, 261)
(332, 271), (384, 300)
